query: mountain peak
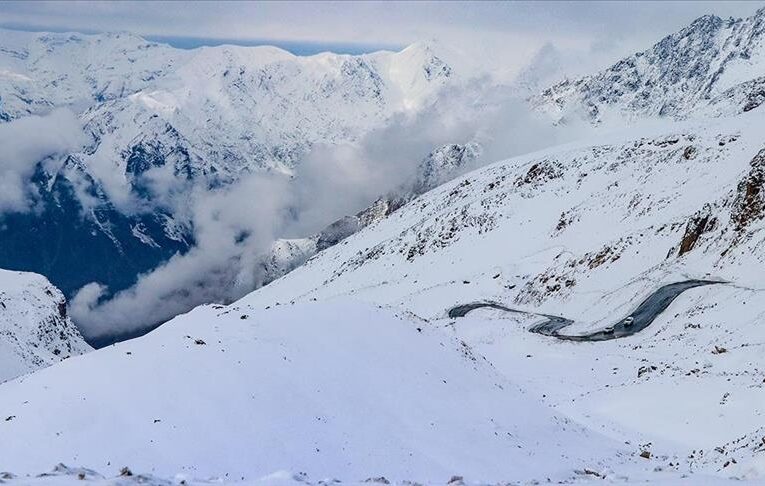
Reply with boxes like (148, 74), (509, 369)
(687, 13), (724, 30)
(532, 5), (765, 121)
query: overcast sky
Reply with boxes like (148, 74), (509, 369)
(1, 1), (763, 72)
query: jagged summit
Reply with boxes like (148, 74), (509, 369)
(533, 7), (765, 122)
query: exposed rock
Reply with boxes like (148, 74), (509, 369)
(533, 9), (765, 120)
(731, 149), (765, 231)
(712, 345), (728, 354)
(678, 213), (716, 256)
(515, 159), (563, 187)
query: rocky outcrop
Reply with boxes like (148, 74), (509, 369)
(533, 8), (765, 121)
(257, 143), (481, 288)
(678, 211), (717, 256)
(0, 269), (92, 382)
(731, 149), (765, 231)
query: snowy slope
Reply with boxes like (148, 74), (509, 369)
(0, 30), (182, 121)
(0, 269), (91, 383)
(257, 142), (482, 288)
(236, 110), (765, 480)
(2, 12), (765, 484)
(0, 300), (636, 483)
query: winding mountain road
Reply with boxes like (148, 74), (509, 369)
(447, 280), (722, 342)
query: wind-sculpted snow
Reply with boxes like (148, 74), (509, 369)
(0, 270), (91, 382)
(0, 301), (630, 483)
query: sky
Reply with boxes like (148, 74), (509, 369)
(1, 1), (762, 69)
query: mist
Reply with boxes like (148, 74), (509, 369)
(0, 109), (87, 214)
(70, 79), (593, 340)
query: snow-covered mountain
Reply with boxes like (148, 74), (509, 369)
(1, 30), (456, 177)
(5, 6), (765, 333)
(534, 7), (765, 122)
(252, 6), (765, 304)
(0, 269), (91, 383)
(3, 111), (764, 482)
(2, 7), (765, 484)
(257, 142), (482, 287)
(0, 30), (461, 301)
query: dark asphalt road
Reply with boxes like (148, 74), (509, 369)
(447, 280), (721, 341)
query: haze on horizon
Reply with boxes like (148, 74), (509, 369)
(1, 1), (761, 75)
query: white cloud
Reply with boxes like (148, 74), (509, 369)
(71, 171), (293, 337)
(0, 109), (87, 214)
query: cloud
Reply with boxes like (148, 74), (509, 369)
(0, 109), (87, 214)
(72, 171), (293, 337)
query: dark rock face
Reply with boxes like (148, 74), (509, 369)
(731, 149), (765, 232)
(678, 213), (716, 256)
(423, 54), (452, 81)
(742, 79), (765, 112)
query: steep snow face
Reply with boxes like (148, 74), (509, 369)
(238, 110), (765, 480)
(0, 300), (631, 483)
(534, 8), (765, 122)
(78, 43), (457, 180)
(0, 270), (91, 383)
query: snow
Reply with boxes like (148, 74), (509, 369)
(1, 29), (459, 181)
(2, 7), (765, 484)
(2, 108), (752, 482)
(532, 8), (765, 122)
(0, 300), (635, 483)
(0, 270), (91, 383)
(232, 110), (765, 481)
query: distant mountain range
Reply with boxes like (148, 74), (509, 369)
(0, 30), (459, 307)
